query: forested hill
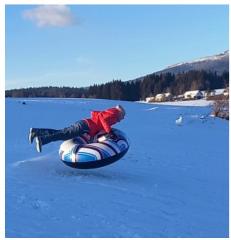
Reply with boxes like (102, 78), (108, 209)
(5, 70), (229, 101)
(131, 50), (229, 82)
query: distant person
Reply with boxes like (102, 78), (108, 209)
(29, 105), (126, 152)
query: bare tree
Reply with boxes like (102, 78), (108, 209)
(212, 98), (229, 120)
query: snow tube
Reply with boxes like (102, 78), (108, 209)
(59, 128), (129, 169)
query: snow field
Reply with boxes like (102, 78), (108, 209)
(5, 98), (229, 237)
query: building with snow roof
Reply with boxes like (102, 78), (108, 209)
(184, 90), (203, 100)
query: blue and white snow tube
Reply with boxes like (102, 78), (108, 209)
(59, 128), (129, 169)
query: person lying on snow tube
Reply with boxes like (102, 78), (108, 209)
(28, 105), (126, 153)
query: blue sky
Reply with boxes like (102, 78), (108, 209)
(5, 4), (229, 90)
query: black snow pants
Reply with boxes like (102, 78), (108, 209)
(34, 120), (90, 145)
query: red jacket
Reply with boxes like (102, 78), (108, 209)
(84, 107), (121, 136)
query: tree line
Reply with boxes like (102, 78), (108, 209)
(5, 70), (229, 101)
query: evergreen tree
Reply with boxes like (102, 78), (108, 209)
(5, 70), (229, 101)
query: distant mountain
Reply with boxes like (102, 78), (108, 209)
(131, 50), (229, 82)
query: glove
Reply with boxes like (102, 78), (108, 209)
(106, 132), (118, 140)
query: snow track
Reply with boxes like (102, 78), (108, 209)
(12, 151), (57, 167)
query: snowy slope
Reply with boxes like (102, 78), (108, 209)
(131, 50), (229, 82)
(156, 50), (229, 75)
(166, 50), (229, 68)
(5, 98), (229, 238)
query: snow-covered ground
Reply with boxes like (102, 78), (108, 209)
(140, 99), (214, 107)
(5, 98), (229, 238)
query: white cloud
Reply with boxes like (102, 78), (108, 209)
(22, 5), (76, 28)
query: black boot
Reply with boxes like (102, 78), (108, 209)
(28, 128), (59, 144)
(35, 136), (42, 152)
